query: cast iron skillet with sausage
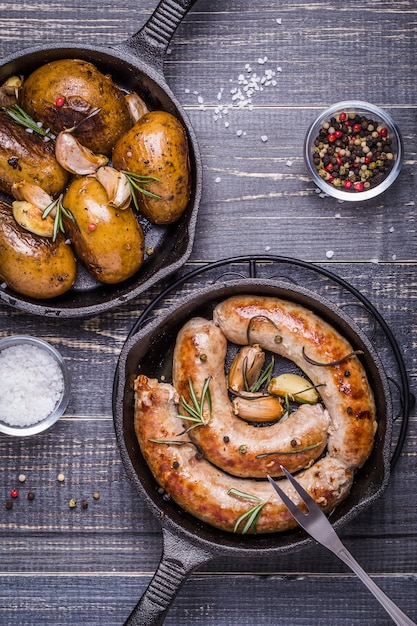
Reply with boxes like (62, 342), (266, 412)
(0, 0), (202, 317)
(113, 278), (392, 626)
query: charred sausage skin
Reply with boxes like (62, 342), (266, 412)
(134, 375), (353, 534)
(213, 295), (377, 470)
(172, 317), (331, 478)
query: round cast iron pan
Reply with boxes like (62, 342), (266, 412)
(113, 278), (393, 626)
(0, 0), (202, 317)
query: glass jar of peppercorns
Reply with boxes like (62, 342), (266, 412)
(304, 101), (402, 201)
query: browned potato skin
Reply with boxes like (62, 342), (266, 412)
(112, 110), (191, 224)
(0, 112), (69, 196)
(0, 200), (76, 299)
(63, 176), (145, 284)
(20, 59), (132, 155)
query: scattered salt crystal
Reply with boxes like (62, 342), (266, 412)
(236, 129), (243, 136)
(389, 226), (395, 233)
(184, 88), (190, 94)
(276, 18), (282, 24)
(286, 160), (293, 167)
(392, 254), (397, 260)
(276, 66), (282, 72)
(0, 344), (64, 426)
(370, 258), (379, 264)
(261, 135), (268, 142)
(326, 250), (334, 259)
(335, 213), (341, 219)
(215, 176), (221, 183)
(197, 95), (204, 104)
(1, 282), (7, 289)
(265, 245), (271, 251)
(224, 121), (230, 128)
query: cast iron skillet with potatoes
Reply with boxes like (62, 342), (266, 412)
(0, 0), (201, 317)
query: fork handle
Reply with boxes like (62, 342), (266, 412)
(336, 547), (417, 626)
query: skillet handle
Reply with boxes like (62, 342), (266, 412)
(123, 527), (212, 625)
(117, 0), (198, 74)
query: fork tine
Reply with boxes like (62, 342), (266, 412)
(279, 464), (318, 510)
(266, 475), (306, 520)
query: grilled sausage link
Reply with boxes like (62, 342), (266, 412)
(134, 375), (353, 534)
(213, 295), (377, 470)
(172, 317), (331, 478)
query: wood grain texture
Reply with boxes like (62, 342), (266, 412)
(0, 0), (416, 624)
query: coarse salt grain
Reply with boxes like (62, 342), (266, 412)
(0, 344), (64, 427)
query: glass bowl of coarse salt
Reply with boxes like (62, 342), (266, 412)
(304, 101), (403, 201)
(0, 336), (70, 436)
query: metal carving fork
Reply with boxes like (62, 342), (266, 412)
(267, 468), (417, 626)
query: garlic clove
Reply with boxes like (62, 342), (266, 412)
(228, 344), (265, 393)
(0, 75), (23, 107)
(12, 181), (53, 209)
(55, 131), (108, 175)
(232, 394), (284, 423)
(125, 91), (149, 124)
(268, 373), (319, 404)
(12, 200), (54, 237)
(95, 166), (131, 210)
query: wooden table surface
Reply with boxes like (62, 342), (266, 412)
(0, 1), (416, 624)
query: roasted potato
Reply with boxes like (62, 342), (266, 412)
(112, 110), (191, 224)
(63, 176), (145, 284)
(20, 59), (132, 155)
(0, 111), (68, 197)
(0, 200), (76, 299)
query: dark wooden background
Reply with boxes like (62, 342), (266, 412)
(0, 1), (416, 624)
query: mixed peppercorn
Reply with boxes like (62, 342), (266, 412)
(312, 110), (394, 192)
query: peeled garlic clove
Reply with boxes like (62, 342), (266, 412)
(2, 75), (23, 95)
(228, 344), (265, 392)
(95, 166), (131, 210)
(0, 76), (23, 106)
(55, 131), (108, 175)
(232, 394), (284, 423)
(12, 200), (54, 237)
(12, 181), (53, 209)
(268, 373), (319, 404)
(125, 91), (149, 123)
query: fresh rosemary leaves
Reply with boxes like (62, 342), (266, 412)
(228, 488), (266, 534)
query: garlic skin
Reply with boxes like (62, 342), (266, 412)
(0, 75), (23, 107)
(55, 131), (108, 175)
(232, 393), (284, 423)
(125, 91), (149, 124)
(12, 181), (53, 208)
(11, 182), (54, 237)
(95, 166), (131, 210)
(228, 344), (265, 393)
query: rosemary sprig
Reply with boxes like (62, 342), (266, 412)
(5, 104), (53, 138)
(228, 488), (266, 534)
(177, 376), (212, 433)
(287, 382), (326, 404)
(302, 347), (364, 367)
(122, 170), (162, 212)
(247, 315), (282, 346)
(42, 195), (77, 242)
(249, 356), (275, 393)
(255, 442), (321, 459)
